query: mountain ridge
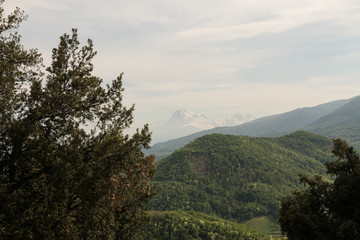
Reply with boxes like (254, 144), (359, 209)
(148, 96), (355, 159)
(304, 96), (360, 148)
(151, 109), (255, 144)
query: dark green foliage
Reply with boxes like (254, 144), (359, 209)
(278, 176), (334, 240)
(0, 2), (156, 239)
(275, 131), (333, 163)
(149, 131), (333, 222)
(139, 211), (280, 240)
(278, 139), (360, 240)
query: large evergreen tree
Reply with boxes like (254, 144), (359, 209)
(278, 138), (360, 240)
(0, 1), (156, 239)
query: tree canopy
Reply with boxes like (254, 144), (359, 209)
(140, 210), (277, 240)
(149, 132), (332, 223)
(278, 138), (360, 240)
(0, 1), (156, 239)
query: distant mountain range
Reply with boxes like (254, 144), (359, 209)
(147, 96), (360, 160)
(304, 96), (360, 147)
(151, 110), (255, 144)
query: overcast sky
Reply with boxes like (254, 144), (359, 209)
(4, 0), (360, 130)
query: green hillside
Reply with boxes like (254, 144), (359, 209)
(305, 96), (360, 149)
(244, 215), (280, 235)
(149, 131), (333, 222)
(220, 99), (350, 137)
(139, 211), (280, 240)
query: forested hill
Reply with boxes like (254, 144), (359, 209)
(304, 96), (360, 149)
(148, 97), (353, 159)
(149, 131), (333, 222)
(140, 211), (278, 240)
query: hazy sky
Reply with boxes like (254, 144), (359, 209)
(4, 0), (360, 130)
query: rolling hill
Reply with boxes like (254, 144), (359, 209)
(140, 211), (278, 240)
(149, 131), (334, 223)
(304, 96), (360, 149)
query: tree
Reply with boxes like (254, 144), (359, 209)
(278, 138), (360, 240)
(0, 1), (156, 239)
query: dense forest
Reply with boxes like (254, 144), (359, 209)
(149, 131), (333, 223)
(0, 2), (155, 239)
(279, 138), (360, 239)
(139, 211), (280, 240)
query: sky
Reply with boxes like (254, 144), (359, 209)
(3, 0), (360, 132)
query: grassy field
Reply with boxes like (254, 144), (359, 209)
(244, 215), (281, 235)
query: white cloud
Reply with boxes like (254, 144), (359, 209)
(333, 53), (360, 61)
(4, 0), (72, 11)
(244, 65), (255, 69)
(209, 67), (240, 74)
(176, 19), (298, 42)
(308, 76), (345, 83)
(175, 0), (360, 43)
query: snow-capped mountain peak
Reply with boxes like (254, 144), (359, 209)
(223, 113), (256, 126)
(165, 109), (214, 130)
(151, 109), (256, 144)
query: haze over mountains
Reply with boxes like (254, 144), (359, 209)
(151, 110), (255, 143)
(304, 96), (360, 147)
(147, 95), (359, 160)
(144, 96), (360, 238)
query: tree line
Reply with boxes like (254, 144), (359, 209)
(0, 1), (155, 239)
(278, 138), (360, 239)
